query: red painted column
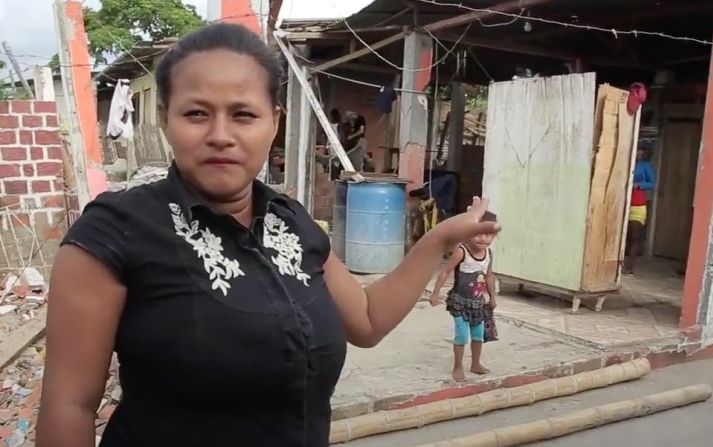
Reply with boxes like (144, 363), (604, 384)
(219, 0), (262, 32)
(55, 0), (107, 208)
(680, 47), (713, 329)
(64, 1), (101, 166)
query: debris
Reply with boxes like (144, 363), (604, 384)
(0, 308), (16, 317)
(19, 268), (44, 290)
(108, 163), (169, 192)
(15, 419), (29, 435)
(110, 387), (122, 403)
(1, 277), (18, 293)
(97, 404), (116, 421)
(0, 410), (13, 425)
(4, 430), (25, 447)
(11, 386), (32, 398)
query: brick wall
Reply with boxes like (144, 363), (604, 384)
(0, 100), (67, 276)
(313, 169), (334, 222)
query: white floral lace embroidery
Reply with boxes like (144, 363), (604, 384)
(169, 203), (245, 296)
(262, 212), (310, 286)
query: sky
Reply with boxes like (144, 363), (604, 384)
(0, 0), (372, 84)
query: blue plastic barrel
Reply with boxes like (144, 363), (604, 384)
(346, 182), (406, 274)
(332, 180), (347, 261)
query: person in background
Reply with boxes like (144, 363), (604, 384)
(327, 108), (349, 180)
(430, 212), (499, 382)
(345, 111), (367, 171)
(624, 146), (656, 275)
(36, 23), (500, 447)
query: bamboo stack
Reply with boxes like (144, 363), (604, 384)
(330, 359), (651, 443)
(412, 384), (712, 447)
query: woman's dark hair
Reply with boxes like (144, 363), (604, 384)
(156, 23), (283, 106)
(329, 108), (340, 124)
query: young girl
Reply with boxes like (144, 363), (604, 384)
(430, 211), (498, 381)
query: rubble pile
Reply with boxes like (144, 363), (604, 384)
(0, 268), (123, 445)
(0, 269), (47, 335)
(0, 341), (45, 446)
(107, 164), (169, 192)
(0, 342), (121, 446)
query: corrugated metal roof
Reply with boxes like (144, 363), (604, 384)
(94, 41), (175, 85)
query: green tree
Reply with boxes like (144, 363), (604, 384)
(83, 0), (204, 64)
(48, 54), (60, 75)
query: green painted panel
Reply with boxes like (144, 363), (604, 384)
(483, 74), (595, 292)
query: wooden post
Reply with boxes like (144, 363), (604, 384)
(32, 67), (55, 101)
(296, 65), (315, 207)
(283, 57), (301, 199)
(399, 31), (432, 190)
(53, 0), (92, 209)
(446, 81), (465, 171)
(2, 42), (34, 99)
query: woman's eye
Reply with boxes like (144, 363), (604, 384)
(185, 110), (207, 117)
(234, 111), (257, 119)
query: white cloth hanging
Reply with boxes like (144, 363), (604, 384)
(107, 79), (134, 141)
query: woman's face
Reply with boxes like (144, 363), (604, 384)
(161, 50), (279, 201)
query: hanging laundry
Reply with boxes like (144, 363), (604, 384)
(627, 82), (648, 115)
(377, 86), (398, 114)
(107, 79), (134, 140)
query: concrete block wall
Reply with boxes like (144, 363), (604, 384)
(0, 101), (67, 276)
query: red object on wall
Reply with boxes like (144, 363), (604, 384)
(627, 82), (648, 115)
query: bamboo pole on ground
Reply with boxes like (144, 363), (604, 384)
(412, 383), (712, 447)
(330, 359), (651, 443)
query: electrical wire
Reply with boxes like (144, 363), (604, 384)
(341, 15), (473, 72)
(415, 0), (713, 46)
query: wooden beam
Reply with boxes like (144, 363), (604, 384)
(274, 31), (358, 174)
(311, 60), (399, 74)
(423, 0), (553, 33)
(312, 31), (408, 72)
(284, 55), (301, 199)
(0, 308), (46, 371)
(439, 33), (652, 70)
(284, 27), (401, 40)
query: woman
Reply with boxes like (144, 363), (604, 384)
(36, 24), (499, 447)
(345, 111), (367, 171)
(624, 146), (656, 275)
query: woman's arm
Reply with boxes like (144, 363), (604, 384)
(429, 248), (464, 306)
(347, 125), (365, 140)
(37, 245), (126, 447)
(324, 198), (500, 348)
